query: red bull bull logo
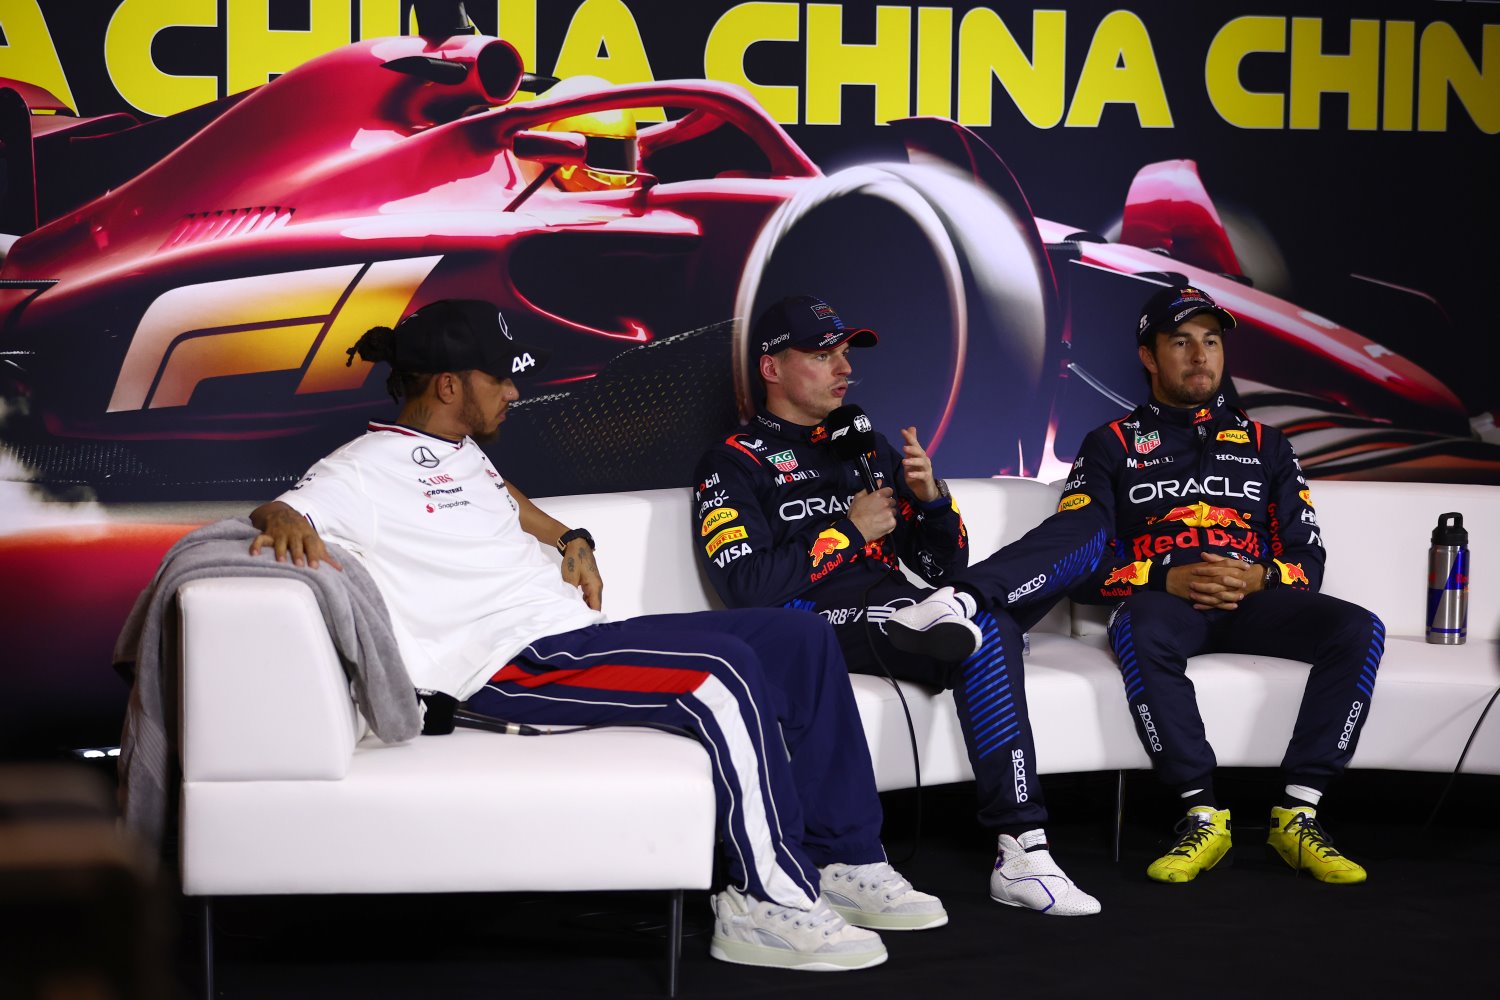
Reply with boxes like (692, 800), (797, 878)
(810, 528), (850, 567)
(1103, 560), (1153, 586)
(1276, 559), (1310, 585)
(1192, 407), (1212, 424)
(1154, 501), (1251, 529)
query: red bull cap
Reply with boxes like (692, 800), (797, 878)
(1136, 285), (1237, 344)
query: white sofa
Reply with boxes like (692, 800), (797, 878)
(175, 477), (1499, 993)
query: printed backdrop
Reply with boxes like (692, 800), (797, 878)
(1, 0), (1496, 750)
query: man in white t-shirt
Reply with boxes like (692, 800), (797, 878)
(249, 299), (944, 972)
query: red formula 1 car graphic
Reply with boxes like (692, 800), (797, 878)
(3, 23), (1497, 504)
(2, 19), (1497, 751)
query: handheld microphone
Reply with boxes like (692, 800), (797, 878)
(827, 403), (879, 493)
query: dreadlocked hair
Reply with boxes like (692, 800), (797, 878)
(345, 325), (433, 402)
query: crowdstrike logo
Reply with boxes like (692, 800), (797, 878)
(1011, 748), (1030, 803)
(1137, 703), (1163, 752)
(1337, 701), (1364, 750)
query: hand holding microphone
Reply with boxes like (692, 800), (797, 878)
(828, 404), (896, 540)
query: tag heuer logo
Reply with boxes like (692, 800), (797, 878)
(1134, 431), (1160, 455)
(769, 449), (798, 472)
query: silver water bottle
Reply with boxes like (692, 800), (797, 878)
(1426, 512), (1469, 644)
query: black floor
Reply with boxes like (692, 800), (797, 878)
(145, 767), (1500, 999)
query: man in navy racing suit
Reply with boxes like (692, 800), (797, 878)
(1066, 284), (1385, 885)
(694, 294), (1109, 916)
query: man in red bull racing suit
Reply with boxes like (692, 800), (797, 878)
(694, 295), (1110, 916)
(1066, 285), (1385, 885)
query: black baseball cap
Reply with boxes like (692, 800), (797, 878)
(1136, 285), (1237, 344)
(393, 299), (549, 379)
(752, 295), (879, 356)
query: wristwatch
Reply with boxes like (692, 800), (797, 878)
(1262, 562), (1278, 588)
(556, 527), (596, 554)
(920, 478), (953, 509)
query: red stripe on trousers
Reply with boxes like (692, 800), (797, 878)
(490, 662), (710, 694)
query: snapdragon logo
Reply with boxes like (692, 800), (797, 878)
(1137, 703), (1163, 752)
(1011, 748), (1030, 803)
(1337, 700), (1364, 750)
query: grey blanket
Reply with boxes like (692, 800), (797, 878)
(114, 517), (420, 847)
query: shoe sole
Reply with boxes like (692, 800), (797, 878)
(886, 618), (982, 662)
(1265, 844), (1368, 883)
(1146, 846), (1233, 884)
(990, 892), (1102, 916)
(828, 902), (950, 931)
(709, 937), (888, 971)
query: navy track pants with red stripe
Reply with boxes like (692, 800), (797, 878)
(463, 608), (885, 908)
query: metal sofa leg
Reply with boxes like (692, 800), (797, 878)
(667, 889), (683, 997)
(202, 897), (215, 999)
(1114, 770), (1126, 863)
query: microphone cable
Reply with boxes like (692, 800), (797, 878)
(855, 546), (928, 865)
(1417, 680), (1500, 841)
(452, 706), (696, 742)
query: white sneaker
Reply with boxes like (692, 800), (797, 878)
(709, 885), (888, 971)
(885, 586), (982, 661)
(819, 861), (949, 931)
(990, 830), (1102, 916)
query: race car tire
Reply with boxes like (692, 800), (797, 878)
(733, 160), (1050, 477)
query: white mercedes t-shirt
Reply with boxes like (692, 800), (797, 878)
(277, 421), (604, 700)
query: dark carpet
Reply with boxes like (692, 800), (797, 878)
(173, 767), (1498, 999)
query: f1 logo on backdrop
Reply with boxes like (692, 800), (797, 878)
(106, 256), (442, 411)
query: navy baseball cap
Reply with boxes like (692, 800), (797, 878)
(752, 295), (879, 356)
(1136, 285), (1237, 344)
(393, 299), (550, 379)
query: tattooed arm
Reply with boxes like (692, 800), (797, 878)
(504, 481), (603, 610)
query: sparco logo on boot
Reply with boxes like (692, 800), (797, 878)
(1137, 703), (1163, 752)
(1337, 701), (1364, 750)
(1011, 749), (1030, 803)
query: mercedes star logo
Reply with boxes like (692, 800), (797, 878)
(412, 446), (439, 468)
